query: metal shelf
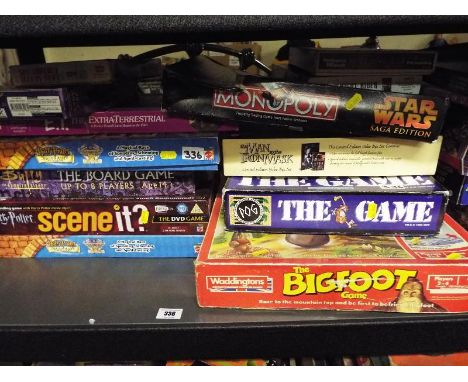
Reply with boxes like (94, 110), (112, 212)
(1, 15), (468, 48)
(1, 14), (468, 362)
(0, 258), (468, 362)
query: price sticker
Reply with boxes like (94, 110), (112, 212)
(182, 146), (205, 160)
(345, 93), (362, 111)
(160, 150), (177, 160)
(156, 308), (183, 320)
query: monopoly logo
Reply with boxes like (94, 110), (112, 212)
(206, 275), (273, 293)
(213, 87), (338, 121)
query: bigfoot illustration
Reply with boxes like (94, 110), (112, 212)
(229, 232), (253, 255)
(385, 278), (446, 313)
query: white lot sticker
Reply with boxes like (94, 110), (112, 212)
(156, 308), (183, 320)
(182, 146), (205, 160)
(7, 95), (62, 117)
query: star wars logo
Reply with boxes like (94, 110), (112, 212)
(374, 96), (439, 130)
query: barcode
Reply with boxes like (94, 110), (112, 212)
(9, 103), (30, 111)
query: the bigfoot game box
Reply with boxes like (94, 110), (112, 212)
(195, 197), (468, 313)
(223, 176), (449, 235)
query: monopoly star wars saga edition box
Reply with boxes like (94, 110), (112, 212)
(0, 135), (219, 170)
(164, 64), (449, 142)
(0, 234), (202, 258)
(223, 176), (449, 235)
(0, 192), (212, 235)
(195, 197), (468, 313)
(222, 137), (443, 177)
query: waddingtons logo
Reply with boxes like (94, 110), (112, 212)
(206, 276), (273, 293)
(213, 86), (339, 121)
(229, 195), (271, 226)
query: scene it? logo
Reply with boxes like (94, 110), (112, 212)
(206, 275), (273, 293)
(230, 195), (272, 226)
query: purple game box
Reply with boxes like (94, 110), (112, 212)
(0, 109), (238, 136)
(0, 88), (77, 120)
(223, 176), (450, 235)
(0, 169), (210, 201)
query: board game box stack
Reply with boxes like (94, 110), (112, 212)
(196, 196), (468, 312)
(191, 47), (468, 313)
(2, 44), (468, 315)
(0, 135), (220, 257)
(0, 56), (229, 258)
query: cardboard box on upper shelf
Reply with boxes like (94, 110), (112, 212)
(9, 58), (163, 87)
(288, 48), (437, 76)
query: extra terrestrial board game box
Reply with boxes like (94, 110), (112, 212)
(195, 197), (468, 313)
